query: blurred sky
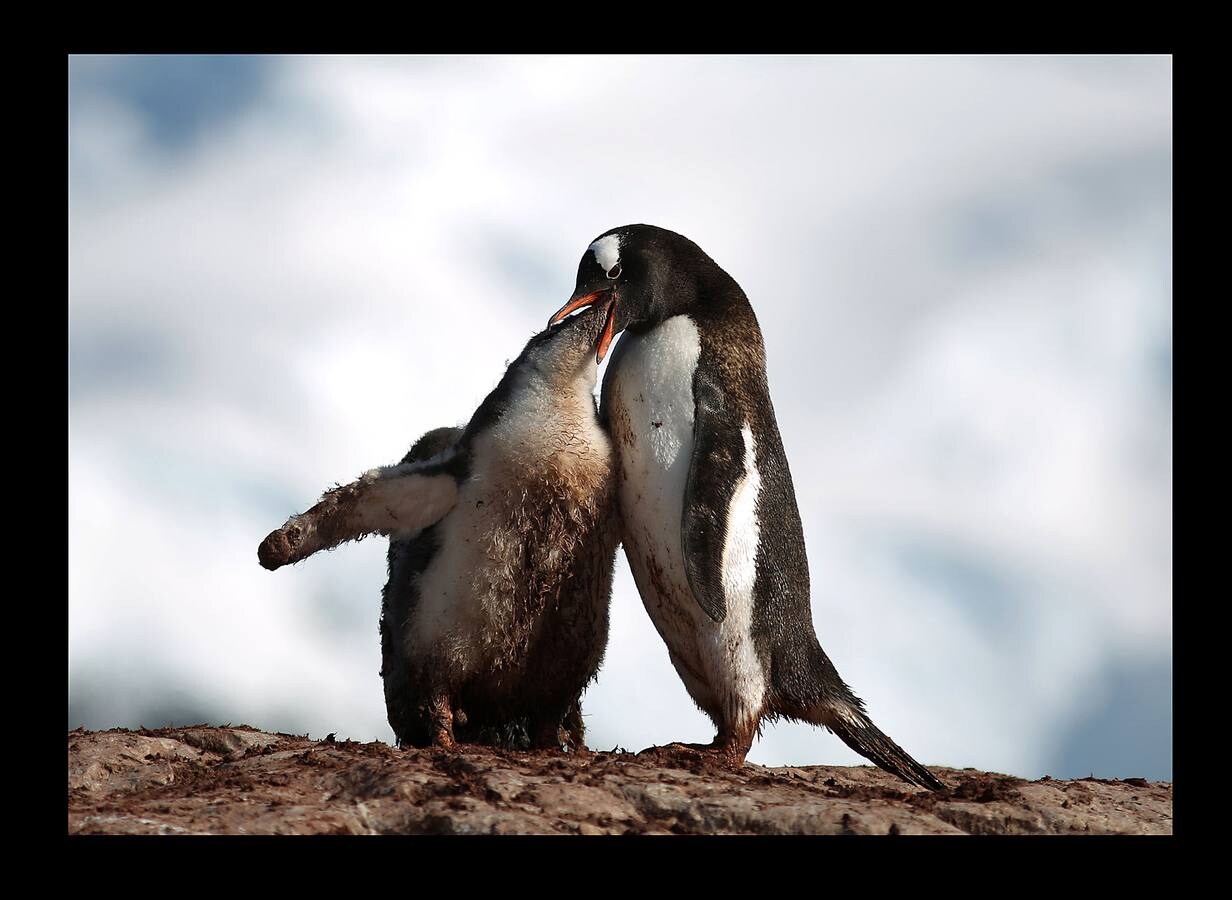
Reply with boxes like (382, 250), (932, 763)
(67, 55), (1172, 781)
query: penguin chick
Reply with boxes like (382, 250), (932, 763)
(549, 224), (945, 790)
(380, 425), (585, 750)
(259, 304), (620, 751)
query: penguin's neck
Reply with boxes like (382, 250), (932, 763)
(494, 355), (600, 457)
(485, 357), (609, 506)
(517, 355), (597, 409)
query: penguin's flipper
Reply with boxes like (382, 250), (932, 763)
(824, 705), (946, 792)
(259, 463), (459, 571)
(681, 367), (747, 624)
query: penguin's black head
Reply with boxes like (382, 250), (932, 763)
(548, 224), (732, 363)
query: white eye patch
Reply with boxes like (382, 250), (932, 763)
(589, 234), (621, 273)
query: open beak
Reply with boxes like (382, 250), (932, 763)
(548, 289), (620, 364)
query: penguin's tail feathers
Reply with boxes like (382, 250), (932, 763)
(259, 464), (459, 571)
(822, 702), (946, 792)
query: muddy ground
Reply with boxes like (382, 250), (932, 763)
(67, 726), (1171, 835)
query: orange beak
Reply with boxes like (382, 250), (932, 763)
(548, 289), (620, 364)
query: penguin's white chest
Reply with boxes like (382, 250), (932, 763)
(607, 315), (767, 729)
(608, 317), (699, 626)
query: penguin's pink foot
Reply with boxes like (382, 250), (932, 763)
(427, 693), (457, 751)
(638, 725), (756, 769)
(710, 725), (757, 768)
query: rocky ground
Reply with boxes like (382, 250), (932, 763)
(67, 726), (1172, 835)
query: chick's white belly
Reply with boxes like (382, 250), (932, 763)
(406, 464), (514, 676)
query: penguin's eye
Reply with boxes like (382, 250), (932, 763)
(606, 264), (622, 280)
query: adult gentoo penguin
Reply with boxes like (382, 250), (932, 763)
(259, 303), (620, 751)
(549, 224), (944, 790)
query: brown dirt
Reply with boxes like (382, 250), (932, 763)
(67, 726), (1173, 835)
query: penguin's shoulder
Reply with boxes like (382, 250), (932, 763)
(691, 296), (768, 406)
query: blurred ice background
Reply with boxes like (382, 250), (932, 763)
(68, 55), (1172, 780)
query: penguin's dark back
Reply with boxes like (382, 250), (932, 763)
(703, 300), (832, 713)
